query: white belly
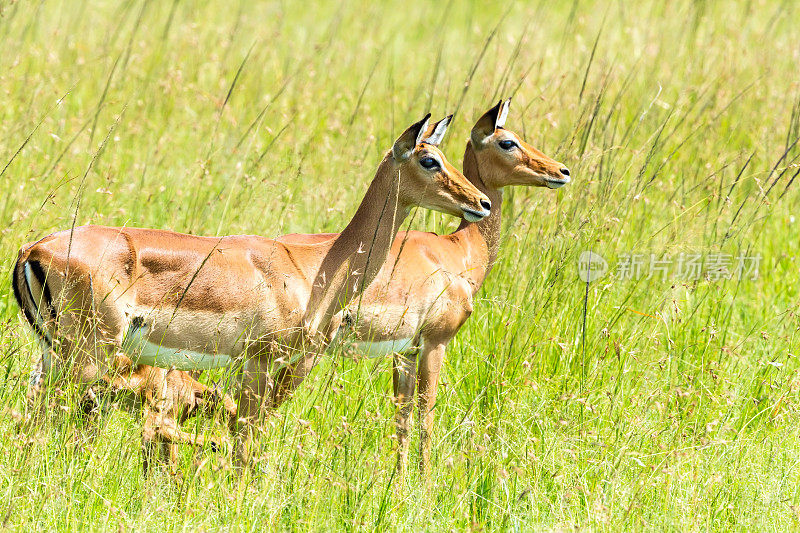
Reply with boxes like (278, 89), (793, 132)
(121, 324), (232, 371)
(341, 337), (415, 359)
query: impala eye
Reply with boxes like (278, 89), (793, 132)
(498, 139), (517, 150)
(420, 157), (439, 169)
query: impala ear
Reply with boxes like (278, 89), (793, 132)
(496, 98), (511, 129)
(392, 113), (431, 161)
(420, 114), (452, 146)
(471, 100), (504, 146)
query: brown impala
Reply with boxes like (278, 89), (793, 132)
(13, 113), (491, 469)
(277, 100), (571, 480)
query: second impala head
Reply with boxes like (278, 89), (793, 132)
(391, 114), (491, 222)
(470, 99), (571, 190)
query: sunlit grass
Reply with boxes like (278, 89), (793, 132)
(1, 0), (799, 529)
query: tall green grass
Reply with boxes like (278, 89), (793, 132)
(1, 0), (799, 529)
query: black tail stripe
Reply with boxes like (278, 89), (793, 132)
(27, 260), (56, 322)
(11, 262), (37, 329)
(12, 261), (49, 342)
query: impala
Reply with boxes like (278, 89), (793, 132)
(12, 113), (491, 467)
(106, 361), (237, 473)
(276, 100), (571, 479)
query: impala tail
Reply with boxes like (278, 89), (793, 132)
(12, 247), (56, 347)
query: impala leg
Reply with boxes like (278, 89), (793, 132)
(75, 368), (131, 452)
(181, 379), (238, 424)
(417, 342), (446, 481)
(23, 352), (54, 428)
(57, 307), (123, 449)
(206, 384), (238, 421)
(153, 407), (224, 451)
(138, 366), (234, 474)
(141, 410), (185, 476)
(392, 351), (417, 482)
(21, 336), (69, 429)
(140, 420), (176, 477)
(142, 403), (224, 475)
(230, 356), (273, 469)
(271, 351), (321, 408)
(154, 415), (210, 475)
(24, 350), (110, 450)
(142, 406), (160, 476)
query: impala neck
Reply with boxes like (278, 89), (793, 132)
(453, 142), (503, 289)
(304, 154), (409, 338)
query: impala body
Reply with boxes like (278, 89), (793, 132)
(13, 114), (491, 467)
(277, 100), (571, 477)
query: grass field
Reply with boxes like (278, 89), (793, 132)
(1, 0), (800, 530)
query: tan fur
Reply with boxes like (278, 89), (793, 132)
(277, 101), (571, 480)
(12, 116), (490, 470)
(104, 360), (237, 475)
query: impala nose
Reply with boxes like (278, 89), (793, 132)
(480, 199), (492, 211)
(560, 167), (570, 177)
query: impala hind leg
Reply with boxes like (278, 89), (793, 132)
(392, 351), (418, 482)
(22, 350), (56, 427)
(23, 337), (110, 438)
(417, 342), (446, 481)
(142, 410), (215, 477)
(73, 369), (134, 452)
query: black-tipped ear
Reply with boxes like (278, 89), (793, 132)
(471, 100), (504, 146)
(421, 114), (452, 146)
(392, 113), (431, 161)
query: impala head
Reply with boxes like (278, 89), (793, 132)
(391, 114), (491, 222)
(470, 99), (571, 190)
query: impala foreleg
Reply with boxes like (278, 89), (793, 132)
(271, 350), (323, 408)
(132, 366), (234, 474)
(392, 350), (418, 481)
(230, 356), (274, 469)
(142, 406), (175, 475)
(181, 380), (238, 423)
(417, 342), (445, 481)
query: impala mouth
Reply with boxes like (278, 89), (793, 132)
(462, 207), (490, 222)
(544, 176), (571, 189)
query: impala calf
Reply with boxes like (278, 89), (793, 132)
(279, 100), (571, 479)
(13, 112), (490, 469)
